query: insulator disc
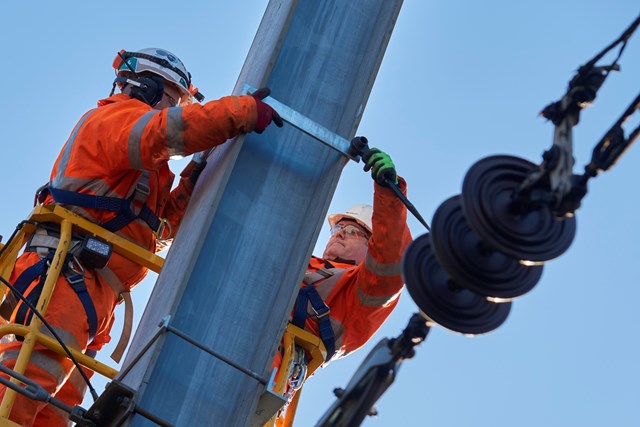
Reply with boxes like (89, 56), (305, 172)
(430, 195), (543, 300)
(461, 155), (576, 263)
(402, 233), (511, 335)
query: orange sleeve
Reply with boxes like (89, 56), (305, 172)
(137, 95), (258, 170)
(325, 177), (413, 357)
(72, 95), (257, 175)
(359, 176), (413, 299)
(180, 95), (257, 154)
(156, 175), (194, 248)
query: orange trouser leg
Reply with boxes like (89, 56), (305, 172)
(32, 403), (72, 427)
(0, 344), (75, 426)
(32, 365), (94, 427)
(0, 252), (115, 426)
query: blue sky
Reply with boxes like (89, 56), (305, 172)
(2, 1), (640, 426)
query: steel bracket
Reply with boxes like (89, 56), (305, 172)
(242, 84), (361, 162)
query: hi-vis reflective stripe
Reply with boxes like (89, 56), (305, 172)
(68, 364), (90, 397)
(364, 252), (402, 277)
(0, 350), (68, 384)
(128, 110), (160, 170)
(53, 171), (150, 202)
(305, 269), (346, 301)
(330, 317), (346, 352)
(50, 176), (113, 197)
(166, 107), (186, 158)
(51, 166), (152, 230)
(47, 403), (71, 424)
(39, 325), (82, 351)
(128, 107), (187, 168)
(357, 285), (402, 307)
(55, 109), (97, 181)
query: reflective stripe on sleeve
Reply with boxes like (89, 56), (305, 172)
(357, 285), (402, 307)
(364, 252), (402, 277)
(166, 107), (186, 157)
(55, 109), (97, 179)
(330, 317), (345, 348)
(128, 110), (160, 170)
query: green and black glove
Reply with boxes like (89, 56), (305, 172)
(362, 148), (397, 186)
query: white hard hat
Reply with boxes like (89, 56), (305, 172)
(328, 204), (373, 235)
(113, 48), (203, 102)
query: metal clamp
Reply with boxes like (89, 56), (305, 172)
(242, 83), (361, 162)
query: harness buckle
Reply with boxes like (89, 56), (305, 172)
(153, 218), (170, 239)
(311, 304), (330, 319)
(135, 182), (151, 196)
(66, 273), (85, 286)
(68, 255), (85, 276)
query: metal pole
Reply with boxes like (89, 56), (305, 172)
(120, 1), (404, 425)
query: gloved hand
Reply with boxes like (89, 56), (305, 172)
(180, 158), (207, 186)
(251, 87), (284, 133)
(362, 148), (398, 186)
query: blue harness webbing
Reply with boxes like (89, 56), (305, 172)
(47, 186), (161, 233)
(292, 277), (336, 362)
(11, 251), (98, 343)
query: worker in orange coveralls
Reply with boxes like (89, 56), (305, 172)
(273, 148), (413, 425)
(0, 48), (282, 426)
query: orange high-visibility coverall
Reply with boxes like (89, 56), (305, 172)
(275, 177), (413, 426)
(0, 93), (258, 426)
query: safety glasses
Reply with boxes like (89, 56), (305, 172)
(163, 91), (180, 107)
(330, 223), (370, 239)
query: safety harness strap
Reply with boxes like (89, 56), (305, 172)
(47, 186), (161, 233)
(64, 273), (99, 343)
(10, 252), (98, 343)
(13, 256), (50, 295)
(12, 255), (52, 327)
(292, 286), (336, 361)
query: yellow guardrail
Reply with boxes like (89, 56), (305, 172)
(0, 205), (324, 425)
(0, 204), (164, 420)
(266, 323), (327, 427)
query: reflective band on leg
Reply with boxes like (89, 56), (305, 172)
(67, 367), (89, 398)
(39, 325), (82, 352)
(45, 404), (72, 426)
(0, 349), (68, 385)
